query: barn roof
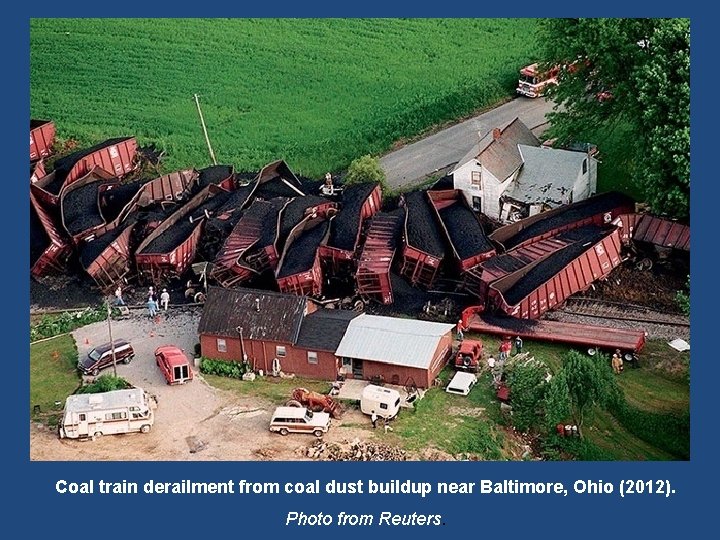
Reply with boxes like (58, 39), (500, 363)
(296, 309), (360, 352)
(198, 286), (307, 343)
(335, 314), (454, 369)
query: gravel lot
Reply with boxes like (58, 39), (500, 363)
(30, 310), (369, 461)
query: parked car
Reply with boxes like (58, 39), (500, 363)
(269, 406), (330, 437)
(78, 339), (134, 376)
(154, 346), (193, 385)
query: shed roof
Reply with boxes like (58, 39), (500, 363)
(296, 309), (360, 352)
(198, 286), (307, 343)
(506, 145), (589, 206)
(335, 314), (454, 369)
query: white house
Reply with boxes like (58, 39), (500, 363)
(452, 118), (598, 223)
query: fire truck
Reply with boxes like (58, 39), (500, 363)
(516, 63), (559, 98)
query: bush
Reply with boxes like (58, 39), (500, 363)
(345, 155), (388, 193)
(31, 306), (108, 341)
(200, 358), (249, 379)
(76, 375), (131, 394)
(676, 275), (690, 316)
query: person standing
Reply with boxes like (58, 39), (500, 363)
(499, 339), (509, 362)
(147, 296), (158, 319)
(160, 288), (170, 311)
(515, 336), (523, 355)
(456, 320), (465, 342)
(611, 349), (624, 374)
(371, 411), (378, 429)
(114, 285), (125, 306)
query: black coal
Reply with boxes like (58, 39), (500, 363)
(404, 191), (445, 258)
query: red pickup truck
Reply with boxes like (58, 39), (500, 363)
(454, 339), (484, 372)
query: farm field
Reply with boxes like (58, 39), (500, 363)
(30, 18), (537, 177)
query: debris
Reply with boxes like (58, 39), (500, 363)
(185, 436), (208, 453)
(306, 438), (407, 461)
(667, 338), (690, 352)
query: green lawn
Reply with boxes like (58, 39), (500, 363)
(30, 335), (80, 420)
(31, 18), (538, 176)
(204, 374), (332, 405)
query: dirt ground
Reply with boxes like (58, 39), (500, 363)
(29, 311), (371, 461)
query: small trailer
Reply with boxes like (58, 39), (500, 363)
(58, 387), (155, 440)
(488, 227), (623, 319)
(400, 191), (446, 288)
(427, 189), (495, 271)
(462, 309), (646, 360)
(30, 119), (55, 161)
(360, 384), (401, 420)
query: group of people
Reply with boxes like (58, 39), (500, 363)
(147, 286), (171, 318)
(111, 285), (171, 318)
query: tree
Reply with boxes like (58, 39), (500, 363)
(345, 155), (388, 193)
(541, 18), (689, 218)
(545, 370), (571, 431)
(505, 359), (548, 432)
(552, 351), (620, 437)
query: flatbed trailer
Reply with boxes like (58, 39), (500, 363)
(462, 310), (646, 358)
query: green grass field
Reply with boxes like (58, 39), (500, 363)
(30, 18), (537, 177)
(30, 335), (80, 421)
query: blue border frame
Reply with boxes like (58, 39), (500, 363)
(10, 8), (713, 538)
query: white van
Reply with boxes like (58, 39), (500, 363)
(269, 406), (330, 437)
(446, 371), (478, 396)
(360, 385), (401, 419)
(58, 388), (155, 440)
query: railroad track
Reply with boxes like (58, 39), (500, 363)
(559, 297), (690, 328)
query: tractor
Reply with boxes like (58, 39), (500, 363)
(286, 387), (343, 419)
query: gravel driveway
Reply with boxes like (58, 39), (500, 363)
(30, 310), (369, 461)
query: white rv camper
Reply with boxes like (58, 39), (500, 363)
(58, 388), (155, 440)
(360, 384), (401, 419)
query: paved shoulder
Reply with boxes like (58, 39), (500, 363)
(381, 97), (554, 189)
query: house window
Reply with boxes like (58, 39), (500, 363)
(216, 338), (227, 353)
(276, 346), (287, 358)
(342, 357), (352, 367)
(472, 196), (482, 211)
(307, 351), (318, 365)
(471, 171), (481, 188)
(79, 414), (86, 422)
(582, 159), (588, 175)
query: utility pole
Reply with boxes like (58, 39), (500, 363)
(193, 93), (218, 165)
(106, 298), (117, 377)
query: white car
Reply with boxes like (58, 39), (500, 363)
(446, 371), (478, 396)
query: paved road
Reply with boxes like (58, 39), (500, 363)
(381, 97), (555, 189)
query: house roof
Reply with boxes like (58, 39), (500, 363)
(505, 145), (589, 206)
(477, 118), (540, 180)
(198, 286), (307, 343)
(335, 314), (454, 370)
(295, 309), (360, 352)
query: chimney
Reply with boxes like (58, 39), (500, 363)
(492, 128), (502, 140)
(255, 298), (260, 312)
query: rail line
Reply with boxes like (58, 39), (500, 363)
(559, 297), (690, 328)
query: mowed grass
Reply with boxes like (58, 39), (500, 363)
(204, 374), (331, 405)
(30, 335), (80, 417)
(388, 367), (507, 459)
(30, 18), (538, 176)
